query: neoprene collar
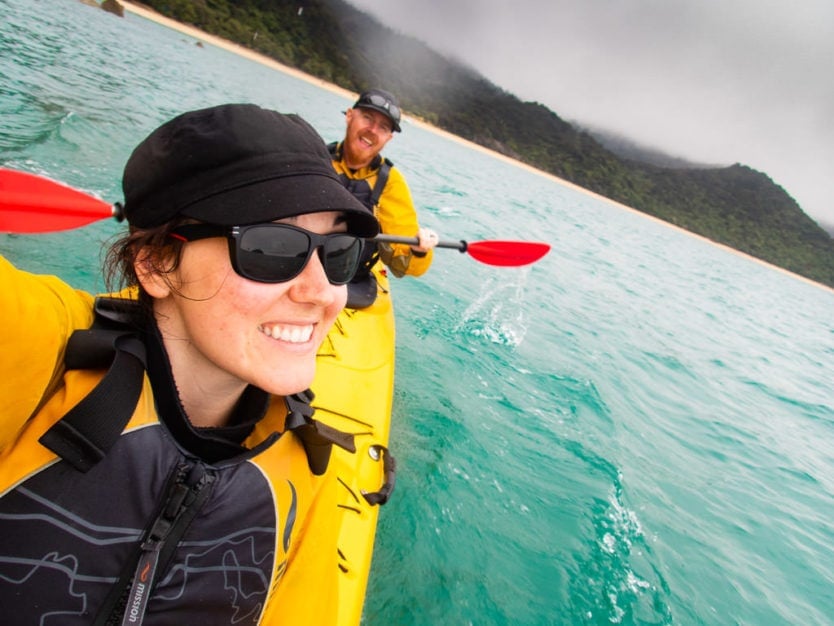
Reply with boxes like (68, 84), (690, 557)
(143, 322), (271, 463)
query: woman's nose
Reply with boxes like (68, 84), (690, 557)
(287, 248), (340, 305)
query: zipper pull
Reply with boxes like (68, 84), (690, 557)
(120, 541), (162, 626)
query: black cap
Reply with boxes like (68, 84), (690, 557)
(353, 89), (402, 132)
(122, 104), (379, 237)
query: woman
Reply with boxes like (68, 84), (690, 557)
(0, 104), (378, 624)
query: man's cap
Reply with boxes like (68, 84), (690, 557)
(353, 89), (402, 132)
(122, 103), (380, 237)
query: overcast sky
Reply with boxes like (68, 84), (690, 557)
(346, 0), (834, 227)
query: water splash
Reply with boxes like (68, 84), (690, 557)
(454, 267), (531, 346)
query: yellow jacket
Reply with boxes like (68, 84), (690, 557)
(0, 255), (340, 624)
(331, 146), (433, 277)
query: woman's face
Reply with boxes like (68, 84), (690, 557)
(142, 211), (349, 402)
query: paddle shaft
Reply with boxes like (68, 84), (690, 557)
(374, 233), (466, 253)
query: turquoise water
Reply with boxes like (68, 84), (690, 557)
(2, 1), (834, 624)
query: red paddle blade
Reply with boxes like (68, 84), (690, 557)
(0, 168), (114, 233)
(466, 240), (551, 267)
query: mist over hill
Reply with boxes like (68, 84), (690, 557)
(818, 220), (834, 237)
(131, 0), (834, 287)
(578, 126), (721, 170)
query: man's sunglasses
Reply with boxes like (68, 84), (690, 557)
(170, 223), (365, 285)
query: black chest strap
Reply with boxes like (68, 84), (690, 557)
(284, 389), (355, 476)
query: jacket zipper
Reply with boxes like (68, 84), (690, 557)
(118, 463), (215, 626)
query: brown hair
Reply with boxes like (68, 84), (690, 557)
(103, 218), (188, 320)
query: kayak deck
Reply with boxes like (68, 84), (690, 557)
(312, 268), (396, 625)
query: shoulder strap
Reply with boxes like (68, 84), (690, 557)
(369, 157), (393, 208)
(38, 297), (147, 473)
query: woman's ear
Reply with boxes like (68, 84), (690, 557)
(134, 246), (172, 299)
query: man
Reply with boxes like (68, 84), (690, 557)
(329, 88), (438, 307)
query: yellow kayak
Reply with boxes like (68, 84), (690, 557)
(312, 266), (396, 625)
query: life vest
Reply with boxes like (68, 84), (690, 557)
(327, 141), (392, 214)
(328, 141), (391, 277)
(0, 297), (354, 625)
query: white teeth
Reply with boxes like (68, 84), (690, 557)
(259, 324), (313, 343)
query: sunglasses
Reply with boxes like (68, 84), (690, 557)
(170, 223), (365, 285)
(357, 93), (401, 123)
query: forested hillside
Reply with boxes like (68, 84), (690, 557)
(132, 0), (834, 287)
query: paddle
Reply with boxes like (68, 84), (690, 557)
(375, 234), (550, 267)
(0, 168), (550, 267)
(0, 168), (122, 233)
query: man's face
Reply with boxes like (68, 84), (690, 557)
(342, 107), (394, 169)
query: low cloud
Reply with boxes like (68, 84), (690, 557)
(348, 0), (834, 225)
